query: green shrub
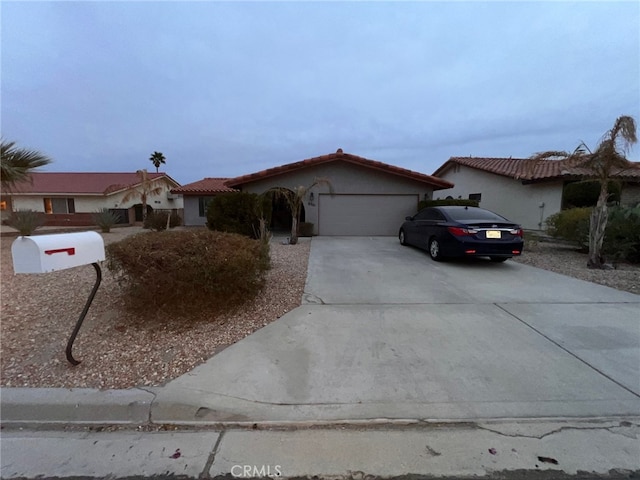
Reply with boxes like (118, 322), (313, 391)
(604, 205), (640, 263)
(206, 192), (271, 239)
(143, 211), (181, 231)
(93, 208), (119, 233)
(7, 210), (45, 235)
(106, 230), (270, 316)
(418, 199), (479, 211)
(545, 207), (592, 249)
(562, 180), (621, 208)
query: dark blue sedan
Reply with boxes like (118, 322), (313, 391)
(399, 206), (524, 262)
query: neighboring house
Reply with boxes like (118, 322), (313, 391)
(170, 178), (237, 227)
(221, 149), (452, 236)
(3, 172), (183, 226)
(432, 157), (640, 230)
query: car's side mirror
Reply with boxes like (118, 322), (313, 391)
(405, 216), (413, 221)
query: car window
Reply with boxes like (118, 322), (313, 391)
(446, 207), (507, 221)
(414, 208), (443, 221)
(432, 210), (446, 221)
(413, 208), (431, 220)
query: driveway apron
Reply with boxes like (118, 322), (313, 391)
(153, 237), (640, 423)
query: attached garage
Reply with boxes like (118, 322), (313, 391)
(319, 194), (418, 236)
(225, 149), (453, 236)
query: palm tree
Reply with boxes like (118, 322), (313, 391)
(1, 139), (52, 190)
(267, 177), (333, 245)
(121, 169), (163, 222)
(531, 115), (638, 269)
(149, 151), (166, 173)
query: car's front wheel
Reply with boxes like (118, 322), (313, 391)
(399, 229), (407, 246)
(428, 237), (442, 261)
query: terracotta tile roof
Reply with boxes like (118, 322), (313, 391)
(226, 149), (454, 190)
(434, 157), (640, 182)
(8, 172), (179, 195)
(170, 178), (237, 195)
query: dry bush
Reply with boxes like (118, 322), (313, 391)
(143, 210), (182, 231)
(106, 229), (270, 317)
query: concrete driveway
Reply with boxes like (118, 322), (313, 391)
(153, 237), (640, 423)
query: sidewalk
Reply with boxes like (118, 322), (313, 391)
(2, 420), (639, 479)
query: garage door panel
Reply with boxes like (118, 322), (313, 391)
(319, 194), (418, 236)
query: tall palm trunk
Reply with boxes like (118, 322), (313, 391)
(289, 202), (301, 245)
(290, 216), (299, 245)
(587, 187), (609, 268)
(141, 193), (148, 222)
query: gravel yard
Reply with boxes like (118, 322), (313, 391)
(513, 237), (639, 296)
(1, 227), (310, 390)
(1, 228), (638, 390)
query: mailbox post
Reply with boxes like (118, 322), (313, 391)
(11, 231), (106, 365)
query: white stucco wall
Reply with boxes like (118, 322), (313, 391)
(11, 196), (46, 212)
(238, 161), (438, 234)
(436, 165), (563, 230)
(182, 195), (214, 227)
(621, 183), (640, 206)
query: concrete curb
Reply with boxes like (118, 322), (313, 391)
(3, 386), (640, 430)
(0, 387), (154, 426)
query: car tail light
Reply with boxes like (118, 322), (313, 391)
(510, 228), (524, 237)
(448, 226), (476, 236)
(512, 250), (521, 254)
(465, 249), (476, 254)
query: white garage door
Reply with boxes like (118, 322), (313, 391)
(318, 194), (418, 236)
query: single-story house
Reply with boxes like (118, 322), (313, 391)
(176, 149), (453, 235)
(432, 157), (640, 230)
(2, 171), (183, 226)
(170, 178), (237, 227)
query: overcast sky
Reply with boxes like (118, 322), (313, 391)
(2, 1), (638, 186)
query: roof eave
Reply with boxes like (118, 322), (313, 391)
(432, 159), (457, 177)
(171, 190), (237, 195)
(8, 191), (106, 196)
(228, 154), (453, 190)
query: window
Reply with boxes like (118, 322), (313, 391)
(198, 196), (214, 217)
(414, 208), (431, 220)
(44, 198), (75, 214)
(414, 208), (445, 221)
(0, 200), (7, 211)
(468, 193), (482, 201)
(447, 207), (506, 222)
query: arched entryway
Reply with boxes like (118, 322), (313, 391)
(268, 190), (305, 234)
(133, 204), (153, 222)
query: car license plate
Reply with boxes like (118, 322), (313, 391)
(486, 230), (501, 239)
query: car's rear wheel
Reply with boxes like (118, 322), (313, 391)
(399, 229), (407, 246)
(490, 257), (509, 263)
(428, 237), (442, 261)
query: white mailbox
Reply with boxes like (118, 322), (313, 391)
(12, 231), (105, 274)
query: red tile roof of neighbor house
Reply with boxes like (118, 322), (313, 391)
(171, 178), (237, 195)
(226, 149), (454, 189)
(434, 157), (640, 183)
(8, 172), (179, 195)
